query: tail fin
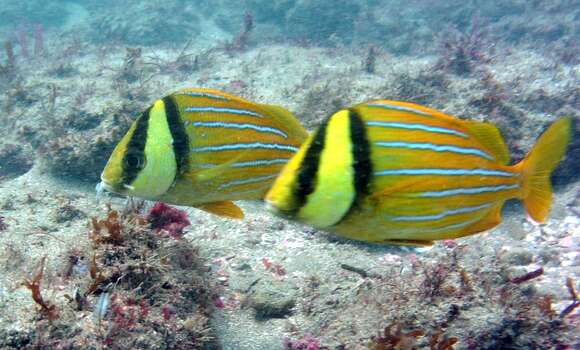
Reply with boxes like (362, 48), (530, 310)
(518, 117), (573, 223)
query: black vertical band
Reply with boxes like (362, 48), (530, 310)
(122, 107), (151, 185)
(293, 116), (330, 212)
(348, 109), (372, 201)
(162, 96), (190, 176)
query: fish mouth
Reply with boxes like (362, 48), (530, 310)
(98, 173), (138, 195)
(97, 176), (117, 193)
(97, 175), (128, 195)
(98, 181), (114, 193)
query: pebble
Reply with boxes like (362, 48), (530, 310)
(247, 279), (296, 319)
(501, 247), (534, 266)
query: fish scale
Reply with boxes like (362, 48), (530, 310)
(266, 99), (572, 246)
(100, 88), (308, 219)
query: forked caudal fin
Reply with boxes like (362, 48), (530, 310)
(517, 117), (573, 223)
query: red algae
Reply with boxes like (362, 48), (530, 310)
(146, 202), (191, 238)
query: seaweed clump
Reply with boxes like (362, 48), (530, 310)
(22, 257), (59, 321)
(10, 203), (219, 349)
(436, 18), (493, 76)
(288, 244), (578, 349)
(147, 202), (191, 238)
(369, 323), (458, 350)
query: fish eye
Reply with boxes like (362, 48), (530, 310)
(124, 152), (146, 170)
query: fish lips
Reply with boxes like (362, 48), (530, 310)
(96, 177), (128, 196)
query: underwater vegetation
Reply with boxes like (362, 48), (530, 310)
(6, 203), (219, 349)
(280, 243), (579, 349)
(8, 206), (578, 349)
(435, 17), (493, 76)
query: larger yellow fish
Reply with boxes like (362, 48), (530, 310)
(266, 100), (572, 245)
(99, 88), (307, 219)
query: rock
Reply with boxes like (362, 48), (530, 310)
(501, 247), (534, 266)
(0, 144), (33, 179)
(54, 203), (86, 223)
(247, 279), (296, 319)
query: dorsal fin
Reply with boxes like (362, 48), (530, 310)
(463, 120), (510, 164)
(259, 104), (309, 141)
(172, 87), (255, 107)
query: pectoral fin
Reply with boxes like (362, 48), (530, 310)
(191, 153), (247, 183)
(194, 201), (244, 219)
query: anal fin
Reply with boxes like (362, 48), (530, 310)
(194, 201), (244, 219)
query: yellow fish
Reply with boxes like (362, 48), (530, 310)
(265, 100), (572, 245)
(99, 88), (307, 219)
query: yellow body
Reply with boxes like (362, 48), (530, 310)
(266, 100), (572, 245)
(101, 88), (308, 219)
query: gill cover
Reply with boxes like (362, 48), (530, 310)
(101, 100), (178, 199)
(266, 110), (367, 228)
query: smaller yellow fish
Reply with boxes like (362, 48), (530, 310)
(99, 88), (307, 219)
(265, 100), (573, 245)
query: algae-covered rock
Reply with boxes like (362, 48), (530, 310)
(39, 103), (140, 182)
(0, 144), (33, 180)
(247, 278), (297, 319)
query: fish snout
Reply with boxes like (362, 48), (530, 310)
(98, 172), (127, 195)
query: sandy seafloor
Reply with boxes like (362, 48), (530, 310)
(0, 2), (579, 348)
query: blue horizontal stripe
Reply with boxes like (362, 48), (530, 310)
(366, 121), (468, 138)
(179, 91), (229, 100)
(191, 121), (288, 138)
(192, 142), (299, 153)
(219, 174), (278, 189)
(394, 215), (483, 235)
(184, 106), (263, 118)
(375, 168), (517, 177)
(365, 103), (432, 116)
(375, 141), (493, 160)
(197, 158), (290, 169)
(420, 184), (520, 198)
(424, 216), (482, 232)
(390, 203), (492, 222)
(231, 158), (290, 168)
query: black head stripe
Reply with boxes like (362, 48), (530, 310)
(162, 96), (190, 175)
(348, 109), (372, 200)
(122, 107), (151, 185)
(294, 116), (330, 211)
